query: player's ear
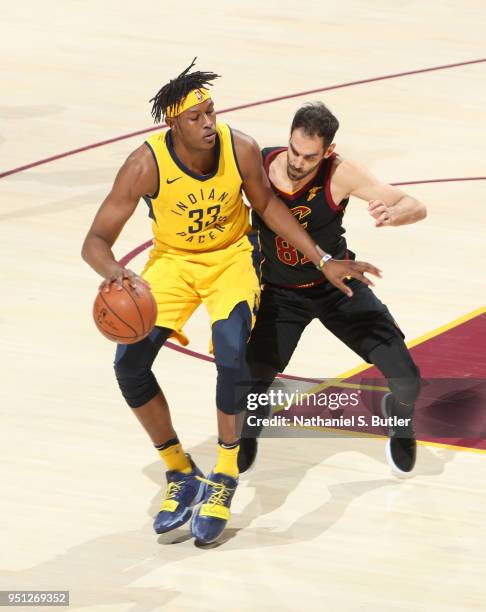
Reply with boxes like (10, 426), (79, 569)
(171, 116), (185, 135)
(324, 143), (336, 158)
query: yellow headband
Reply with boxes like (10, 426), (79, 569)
(165, 88), (212, 118)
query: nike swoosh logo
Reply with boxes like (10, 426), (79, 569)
(166, 176), (182, 184)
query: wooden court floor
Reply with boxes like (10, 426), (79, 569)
(1, 2), (486, 610)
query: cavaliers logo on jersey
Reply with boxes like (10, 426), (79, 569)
(290, 205), (312, 228)
(307, 186), (324, 202)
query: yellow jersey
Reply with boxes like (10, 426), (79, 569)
(144, 122), (251, 254)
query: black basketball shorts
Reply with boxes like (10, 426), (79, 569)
(246, 279), (405, 372)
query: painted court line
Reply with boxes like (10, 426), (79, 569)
(270, 306), (486, 454)
(333, 304), (486, 382)
(4, 56), (483, 453)
(1, 58), (485, 179)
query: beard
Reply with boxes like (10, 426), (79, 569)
(287, 160), (321, 182)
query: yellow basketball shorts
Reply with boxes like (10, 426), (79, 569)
(141, 236), (261, 346)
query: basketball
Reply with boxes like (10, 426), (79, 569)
(93, 278), (157, 344)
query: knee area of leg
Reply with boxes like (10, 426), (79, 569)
(116, 371), (160, 408)
(113, 360), (159, 408)
(213, 305), (251, 370)
(214, 335), (244, 369)
(113, 354), (150, 380)
(216, 401), (244, 416)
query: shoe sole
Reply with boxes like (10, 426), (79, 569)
(381, 393), (414, 479)
(190, 512), (224, 545)
(154, 507), (192, 534)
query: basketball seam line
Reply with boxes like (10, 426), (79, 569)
(98, 291), (138, 337)
(121, 284), (146, 336)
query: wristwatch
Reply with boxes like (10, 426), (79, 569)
(316, 253), (333, 271)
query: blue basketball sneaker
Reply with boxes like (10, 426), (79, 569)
(153, 455), (205, 534)
(191, 472), (238, 544)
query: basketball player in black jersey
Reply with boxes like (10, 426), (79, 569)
(239, 102), (427, 476)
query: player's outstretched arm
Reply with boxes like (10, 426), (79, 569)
(81, 145), (156, 292)
(334, 159), (427, 227)
(233, 131), (381, 297)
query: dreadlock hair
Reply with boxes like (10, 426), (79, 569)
(149, 57), (220, 123)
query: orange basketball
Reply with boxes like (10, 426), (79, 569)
(93, 278), (157, 344)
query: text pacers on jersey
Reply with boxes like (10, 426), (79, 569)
(172, 189), (231, 244)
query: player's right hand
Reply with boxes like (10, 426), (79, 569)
(99, 265), (150, 294)
(321, 259), (382, 298)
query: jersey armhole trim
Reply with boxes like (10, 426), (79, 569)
(264, 147), (287, 176)
(229, 127), (243, 182)
(144, 141), (160, 199)
(325, 153), (345, 211)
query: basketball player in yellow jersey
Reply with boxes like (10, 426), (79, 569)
(82, 59), (380, 544)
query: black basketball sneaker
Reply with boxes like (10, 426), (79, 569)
(381, 393), (416, 476)
(237, 400), (272, 473)
(237, 437), (258, 473)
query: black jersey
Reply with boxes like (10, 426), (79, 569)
(252, 147), (353, 288)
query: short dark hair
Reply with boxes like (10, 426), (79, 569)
(291, 102), (339, 147)
(149, 57), (220, 123)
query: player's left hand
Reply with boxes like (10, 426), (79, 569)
(320, 259), (382, 298)
(368, 200), (394, 227)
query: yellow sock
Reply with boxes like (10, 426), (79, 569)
(214, 442), (240, 479)
(157, 441), (192, 474)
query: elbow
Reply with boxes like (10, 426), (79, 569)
(419, 203), (427, 221)
(409, 196), (426, 222)
(81, 241), (87, 263)
(81, 234), (92, 264)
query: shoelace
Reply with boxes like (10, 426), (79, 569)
(197, 476), (235, 507)
(164, 480), (184, 501)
